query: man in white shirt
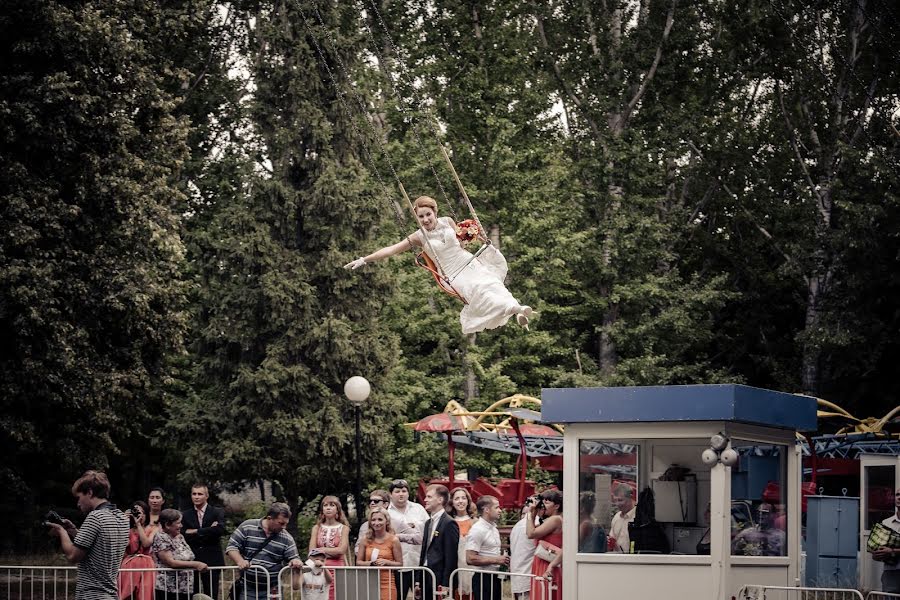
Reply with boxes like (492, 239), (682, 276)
(466, 495), (510, 600)
(509, 500), (537, 600)
(388, 479), (429, 599)
(609, 483), (636, 553)
(872, 489), (900, 593)
(355, 489), (421, 555)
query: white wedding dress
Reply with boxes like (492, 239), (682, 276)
(421, 217), (523, 334)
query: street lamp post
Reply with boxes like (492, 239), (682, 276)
(344, 376), (371, 528)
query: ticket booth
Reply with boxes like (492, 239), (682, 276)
(541, 384), (817, 600)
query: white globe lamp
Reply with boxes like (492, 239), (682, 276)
(344, 376), (371, 406)
(701, 448), (719, 466)
(720, 448), (739, 467)
(710, 432), (729, 452)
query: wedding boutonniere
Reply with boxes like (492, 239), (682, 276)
(432, 530), (440, 538)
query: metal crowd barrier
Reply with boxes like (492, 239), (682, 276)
(737, 585), (865, 600)
(866, 593), (900, 600)
(276, 565), (436, 600)
(448, 567), (556, 600)
(0, 564), (269, 600)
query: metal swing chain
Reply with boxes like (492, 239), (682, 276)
(360, 0), (489, 235)
(357, 2), (461, 224)
(295, 7), (403, 230)
(298, 3), (455, 285)
(363, 0), (489, 243)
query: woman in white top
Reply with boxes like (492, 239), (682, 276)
(344, 196), (533, 333)
(309, 496), (350, 600)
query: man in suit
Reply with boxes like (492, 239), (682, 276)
(183, 483), (226, 599)
(416, 484), (459, 600)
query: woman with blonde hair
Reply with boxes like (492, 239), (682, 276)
(344, 196), (533, 333)
(309, 496), (350, 600)
(356, 507), (403, 600)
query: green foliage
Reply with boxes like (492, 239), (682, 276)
(3, 0), (900, 556)
(0, 0), (199, 550)
(166, 0), (403, 511)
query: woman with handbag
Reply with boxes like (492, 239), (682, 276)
(526, 490), (563, 600)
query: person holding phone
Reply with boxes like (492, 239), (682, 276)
(526, 490), (562, 600)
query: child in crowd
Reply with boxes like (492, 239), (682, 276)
(301, 548), (333, 600)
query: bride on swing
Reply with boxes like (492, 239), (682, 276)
(344, 196), (533, 334)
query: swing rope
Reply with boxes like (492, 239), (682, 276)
(359, 0), (488, 237)
(362, 0), (491, 280)
(363, 0), (490, 238)
(357, 16), (459, 225)
(299, 4), (467, 301)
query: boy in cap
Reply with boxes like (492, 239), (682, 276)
(298, 548), (332, 600)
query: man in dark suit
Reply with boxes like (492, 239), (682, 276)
(182, 483), (226, 599)
(416, 484), (459, 600)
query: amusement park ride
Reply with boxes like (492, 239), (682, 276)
(406, 394), (900, 511)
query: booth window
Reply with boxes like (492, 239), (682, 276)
(864, 465), (896, 530)
(729, 441), (788, 557)
(578, 440), (638, 553)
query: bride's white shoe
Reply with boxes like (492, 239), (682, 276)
(516, 306), (533, 330)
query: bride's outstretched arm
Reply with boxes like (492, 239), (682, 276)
(343, 233), (421, 270)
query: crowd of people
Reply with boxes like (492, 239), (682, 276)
(48, 471), (565, 600)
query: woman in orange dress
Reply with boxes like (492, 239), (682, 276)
(118, 501), (157, 600)
(527, 490), (563, 600)
(356, 508), (403, 600)
(449, 488), (476, 600)
(309, 495), (350, 600)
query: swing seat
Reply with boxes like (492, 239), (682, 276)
(414, 252), (467, 304)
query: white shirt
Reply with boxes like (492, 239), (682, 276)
(354, 514), (419, 555)
(389, 501), (429, 568)
(610, 505), (636, 553)
(881, 513), (900, 571)
(302, 569), (330, 600)
(466, 518), (502, 572)
(509, 517), (536, 594)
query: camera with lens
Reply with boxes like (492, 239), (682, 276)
(44, 510), (65, 527)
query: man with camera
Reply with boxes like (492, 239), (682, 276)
(183, 483), (226, 599)
(46, 470), (130, 600)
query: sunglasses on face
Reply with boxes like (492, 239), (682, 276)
(369, 499), (385, 504)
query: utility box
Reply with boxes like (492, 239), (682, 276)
(652, 479), (698, 523)
(805, 495), (859, 588)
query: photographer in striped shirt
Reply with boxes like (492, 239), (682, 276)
(46, 470), (130, 600)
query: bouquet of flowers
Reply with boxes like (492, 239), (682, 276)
(455, 219), (480, 244)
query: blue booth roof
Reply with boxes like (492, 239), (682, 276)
(541, 384), (817, 431)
